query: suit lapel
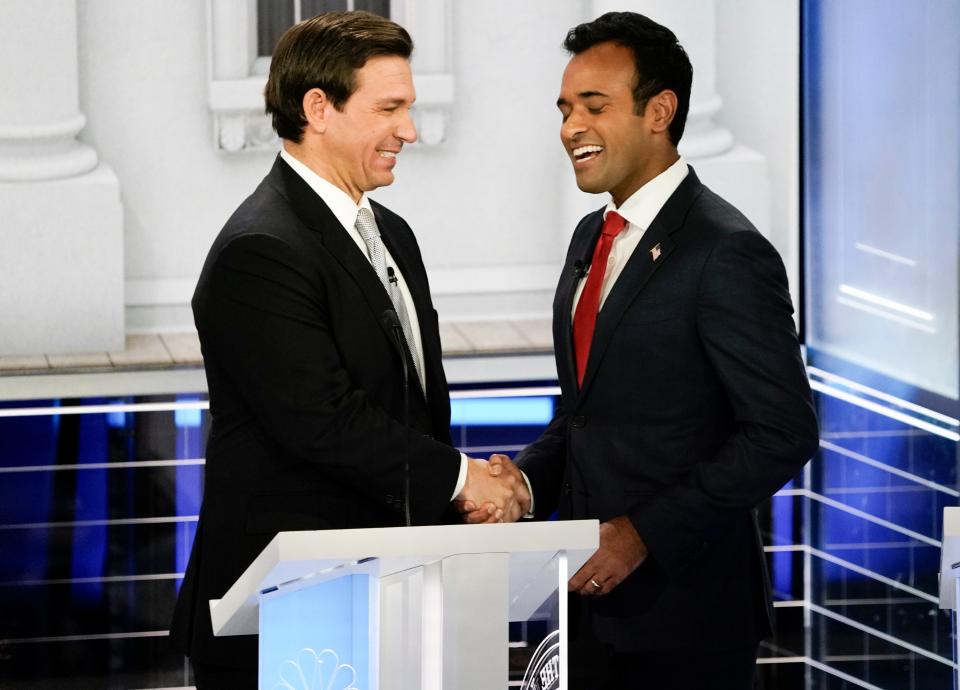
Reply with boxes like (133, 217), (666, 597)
(271, 158), (424, 402)
(578, 169), (705, 399)
(556, 211), (604, 400)
(374, 204), (432, 403)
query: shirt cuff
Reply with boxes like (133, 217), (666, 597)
(450, 452), (469, 500)
(520, 470), (535, 518)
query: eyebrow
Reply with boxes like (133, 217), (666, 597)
(556, 90), (610, 107)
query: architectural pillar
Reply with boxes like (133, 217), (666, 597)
(0, 0), (123, 355)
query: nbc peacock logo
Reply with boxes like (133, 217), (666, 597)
(273, 647), (360, 690)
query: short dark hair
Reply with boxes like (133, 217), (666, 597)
(564, 12), (692, 145)
(265, 11), (413, 143)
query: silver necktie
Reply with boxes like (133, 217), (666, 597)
(355, 208), (424, 389)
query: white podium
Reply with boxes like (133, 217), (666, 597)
(939, 507), (960, 689)
(210, 521), (598, 690)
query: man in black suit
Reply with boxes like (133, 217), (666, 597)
(468, 12), (819, 689)
(169, 12), (528, 689)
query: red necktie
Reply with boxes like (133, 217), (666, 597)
(572, 211), (627, 387)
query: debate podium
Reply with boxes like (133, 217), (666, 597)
(210, 521), (598, 690)
(939, 507), (960, 689)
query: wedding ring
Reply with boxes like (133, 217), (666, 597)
(589, 578), (601, 589)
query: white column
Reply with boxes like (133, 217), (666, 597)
(588, 0), (771, 236)
(208, 0), (268, 152)
(0, 0), (98, 181)
(394, 0), (454, 146)
(0, 0), (124, 355)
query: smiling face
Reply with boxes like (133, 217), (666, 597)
(315, 55), (417, 201)
(557, 42), (670, 206)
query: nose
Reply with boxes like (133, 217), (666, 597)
(561, 109), (586, 143)
(397, 108), (418, 144)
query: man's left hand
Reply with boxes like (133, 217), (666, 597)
(569, 516), (648, 596)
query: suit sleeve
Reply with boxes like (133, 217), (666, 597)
(198, 233), (461, 525)
(515, 406), (568, 520)
(629, 229), (819, 578)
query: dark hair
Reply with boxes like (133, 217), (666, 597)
(564, 12), (692, 145)
(265, 11), (413, 143)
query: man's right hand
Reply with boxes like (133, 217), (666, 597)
(455, 455), (531, 523)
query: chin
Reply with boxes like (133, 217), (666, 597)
(575, 177), (605, 195)
(368, 174), (395, 191)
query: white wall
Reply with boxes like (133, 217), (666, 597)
(716, 0), (801, 309)
(66, 0), (797, 335)
(77, 0), (275, 331)
(375, 0), (602, 319)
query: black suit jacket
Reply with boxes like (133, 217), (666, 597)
(518, 167), (819, 652)
(170, 156), (461, 665)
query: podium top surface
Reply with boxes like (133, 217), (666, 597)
(211, 520), (598, 636)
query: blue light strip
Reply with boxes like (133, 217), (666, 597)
(174, 407), (202, 428)
(449, 396), (554, 426)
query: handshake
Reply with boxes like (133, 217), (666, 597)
(454, 454), (531, 524)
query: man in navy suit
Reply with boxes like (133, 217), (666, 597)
(469, 12), (818, 689)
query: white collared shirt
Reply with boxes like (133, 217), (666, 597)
(572, 156), (689, 316)
(280, 149), (426, 391)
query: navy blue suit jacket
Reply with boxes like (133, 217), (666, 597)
(518, 167), (818, 652)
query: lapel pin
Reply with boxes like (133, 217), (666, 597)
(650, 243), (662, 262)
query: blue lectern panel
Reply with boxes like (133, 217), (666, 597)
(259, 573), (374, 690)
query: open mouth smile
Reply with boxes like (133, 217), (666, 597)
(572, 145), (603, 166)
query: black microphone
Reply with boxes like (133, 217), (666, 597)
(381, 309), (412, 527)
(386, 266), (399, 285)
(573, 259), (588, 278)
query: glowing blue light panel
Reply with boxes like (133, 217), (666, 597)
(259, 573), (374, 690)
(174, 407), (202, 428)
(804, 0), (960, 400)
(450, 396), (554, 426)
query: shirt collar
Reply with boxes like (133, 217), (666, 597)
(280, 149), (374, 232)
(604, 156), (689, 231)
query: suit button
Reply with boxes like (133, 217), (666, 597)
(385, 493), (394, 505)
(571, 415), (586, 428)
(562, 483), (573, 496)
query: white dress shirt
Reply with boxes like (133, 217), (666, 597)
(572, 156), (689, 315)
(280, 149), (427, 388)
(280, 149), (470, 501)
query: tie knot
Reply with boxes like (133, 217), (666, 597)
(355, 207), (379, 241)
(602, 211), (627, 238)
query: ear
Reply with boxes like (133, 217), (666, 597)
(302, 88), (330, 134)
(646, 89), (678, 135)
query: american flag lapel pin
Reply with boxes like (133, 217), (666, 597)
(650, 243), (662, 262)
